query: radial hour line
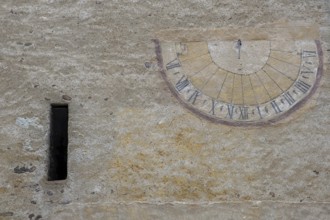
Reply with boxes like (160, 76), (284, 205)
(190, 61), (214, 77)
(216, 71), (228, 99)
(200, 67), (219, 90)
(271, 49), (295, 53)
(262, 69), (284, 92)
(180, 53), (209, 62)
(248, 75), (259, 105)
(269, 56), (300, 68)
(266, 63), (295, 81)
(256, 72), (272, 100)
(231, 74), (235, 104)
(241, 75), (244, 105)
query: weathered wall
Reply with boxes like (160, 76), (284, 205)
(0, 0), (329, 219)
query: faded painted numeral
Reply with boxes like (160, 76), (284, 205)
(175, 75), (189, 91)
(302, 50), (316, 58)
(227, 104), (234, 119)
(239, 106), (249, 120)
(271, 100), (282, 114)
(209, 99), (216, 115)
(188, 90), (200, 105)
(295, 80), (311, 94)
(300, 70), (314, 75)
(283, 92), (295, 105)
(257, 106), (263, 119)
(166, 58), (181, 70)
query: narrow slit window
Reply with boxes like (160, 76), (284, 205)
(48, 104), (68, 181)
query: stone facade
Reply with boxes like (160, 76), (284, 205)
(0, 0), (329, 219)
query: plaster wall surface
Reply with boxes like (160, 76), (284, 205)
(0, 0), (329, 219)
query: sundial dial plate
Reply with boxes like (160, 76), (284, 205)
(155, 27), (323, 126)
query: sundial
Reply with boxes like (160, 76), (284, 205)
(155, 27), (323, 126)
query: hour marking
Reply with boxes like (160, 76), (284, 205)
(302, 50), (317, 58)
(227, 104), (234, 119)
(166, 58), (181, 70)
(239, 106), (249, 120)
(265, 106), (269, 113)
(175, 75), (189, 91)
(188, 90), (200, 105)
(300, 64), (314, 75)
(256, 106), (263, 119)
(209, 99), (216, 115)
(301, 70), (314, 74)
(283, 91), (295, 105)
(294, 80), (311, 94)
(271, 100), (282, 114)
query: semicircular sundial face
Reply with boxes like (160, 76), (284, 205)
(155, 28), (323, 126)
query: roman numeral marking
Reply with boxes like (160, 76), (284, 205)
(264, 106), (269, 113)
(271, 100), (282, 114)
(302, 50), (317, 58)
(166, 58), (181, 70)
(227, 104), (234, 119)
(209, 99), (216, 115)
(175, 75), (189, 91)
(239, 106), (249, 120)
(257, 106), (263, 119)
(283, 92), (295, 105)
(301, 70), (313, 79)
(188, 90), (200, 105)
(294, 80), (311, 94)
(300, 70), (314, 75)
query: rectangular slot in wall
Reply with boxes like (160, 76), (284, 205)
(48, 104), (68, 181)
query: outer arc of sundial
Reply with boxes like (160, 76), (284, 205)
(153, 39), (323, 127)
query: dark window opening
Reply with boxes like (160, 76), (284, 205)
(48, 104), (68, 181)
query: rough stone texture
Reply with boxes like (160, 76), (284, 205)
(0, 0), (329, 219)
